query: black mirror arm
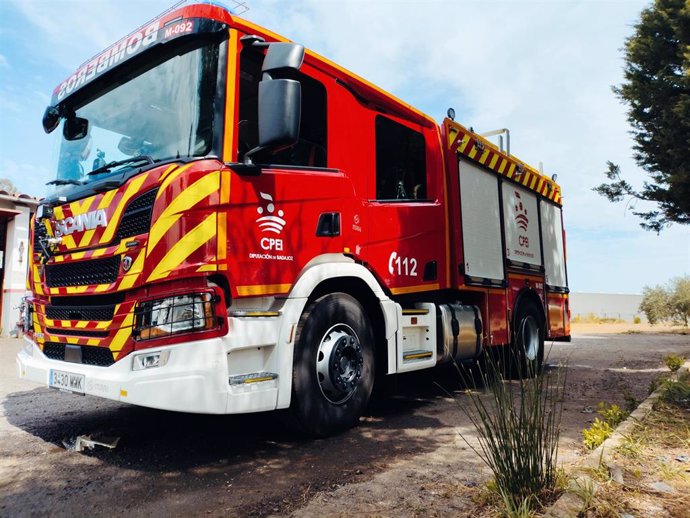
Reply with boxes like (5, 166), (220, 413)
(225, 161), (262, 176)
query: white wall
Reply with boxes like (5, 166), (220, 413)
(1, 204), (31, 336)
(569, 292), (644, 322)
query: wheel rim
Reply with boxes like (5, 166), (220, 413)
(315, 323), (364, 404)
(521, 315), (539, 361)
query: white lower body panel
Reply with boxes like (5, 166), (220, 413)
(16, 324), (282, 415)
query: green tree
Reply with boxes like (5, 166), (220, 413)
(669, 276), (690, 326)
(639, 276), (690, 326)
(639, 284), (672, 324)
(594, 0), (690, 232)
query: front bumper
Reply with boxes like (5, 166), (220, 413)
(16, 333), (280, 414)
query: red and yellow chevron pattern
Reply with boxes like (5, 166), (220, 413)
(445, 119), (562, 205)
(29, 160), (226, 362)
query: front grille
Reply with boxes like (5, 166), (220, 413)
(45, 256), (120, 288)
(45, 304), (115, 321)
(116, 189), (157, 240)
(43, 342), (115, 366)
(33, 220), (47, 253)
(46, 328), (110, 338)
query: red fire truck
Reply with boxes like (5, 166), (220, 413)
(18, 2), (570, 436)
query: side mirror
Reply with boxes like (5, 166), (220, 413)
(262, 43), (305, 75)
(118, 136), (140, 156)
(63, 117), (89, 141)
(257, 79), (301, 152)
(42, 106), (60, 134)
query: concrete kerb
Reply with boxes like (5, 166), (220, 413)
(543, 360), (690, 518)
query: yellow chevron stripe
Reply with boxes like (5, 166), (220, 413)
(78, 189), (118, 248)
(498, 159), (508, 174)
(468, 146), (478, 159)
(109, 311), (134, 355)
(44, 220), (54, 238)
(148, 171), (220, 256)
(157, 163), (179, 183)
(458, 135), (471, 153)
(62, 235), (76, 249)
(71, 196), (94, 216)
(479, 149), (490, 164)
(390, 283), (440, 295)
(100, 173), (149, 243)
(236, 283), (292, 296)
(489, 154), (499, 169)
(33, 273), (44, 295)
(71, 251), (86, 260)
(146, 213), (217, 282)
(218, 170), (230, 262)
(197, 264), (217, 272)
(156, 162), (195, 200)
(507, 163), (516, 178)
(66, 286), (89, 294)
(448, 127), (459, 147)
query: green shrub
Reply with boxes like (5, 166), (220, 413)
(663, 354), (685, 372)
(660, 379), (690, 408)
(597, 402), (628, 427)
(633, 316), (641, 324)
(582, 418), (613, 450)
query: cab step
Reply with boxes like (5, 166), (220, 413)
(403, 350), (433, 361)
(397, 302), (437, 373)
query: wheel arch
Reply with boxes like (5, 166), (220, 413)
(276, 257), (396, 411)
(512, 288), (546, 331)
(289, 256), (393, 379)
(306, 276), (387, 369)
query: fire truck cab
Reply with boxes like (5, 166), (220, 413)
(18, 2), (569, 436)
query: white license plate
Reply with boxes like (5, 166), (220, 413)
(50, 370), (85, 394)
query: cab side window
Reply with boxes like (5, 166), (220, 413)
(237, 48), (327, 167)
(375, 116), (426, 200)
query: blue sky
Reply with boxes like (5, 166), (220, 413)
(0, 0), (688, 293)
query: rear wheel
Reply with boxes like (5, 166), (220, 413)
(512, 300), (545, 378)
(288, 293), (375, 437)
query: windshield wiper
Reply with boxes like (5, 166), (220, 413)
(87, 155), (155, 176)
(46, 179), (83, 186)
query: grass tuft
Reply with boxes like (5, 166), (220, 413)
(453, 354), (567, 514)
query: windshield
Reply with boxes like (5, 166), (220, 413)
(51, 41), (219, 193)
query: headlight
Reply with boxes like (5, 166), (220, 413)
(135, 292), (215, 340)
(132, 350), (170, 371)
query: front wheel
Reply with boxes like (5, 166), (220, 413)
(288, 293), (375, 437)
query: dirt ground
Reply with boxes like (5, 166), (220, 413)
(1, 323), (688, 517)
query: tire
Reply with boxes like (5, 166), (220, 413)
(511, 300), (545, 378)
(288, 293), (375, 437)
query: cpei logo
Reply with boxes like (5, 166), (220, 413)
(256, 192), (286, 235)
(513, 191), (529, 231)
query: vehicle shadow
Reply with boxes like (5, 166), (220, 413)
(1, 367), (477, 517)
